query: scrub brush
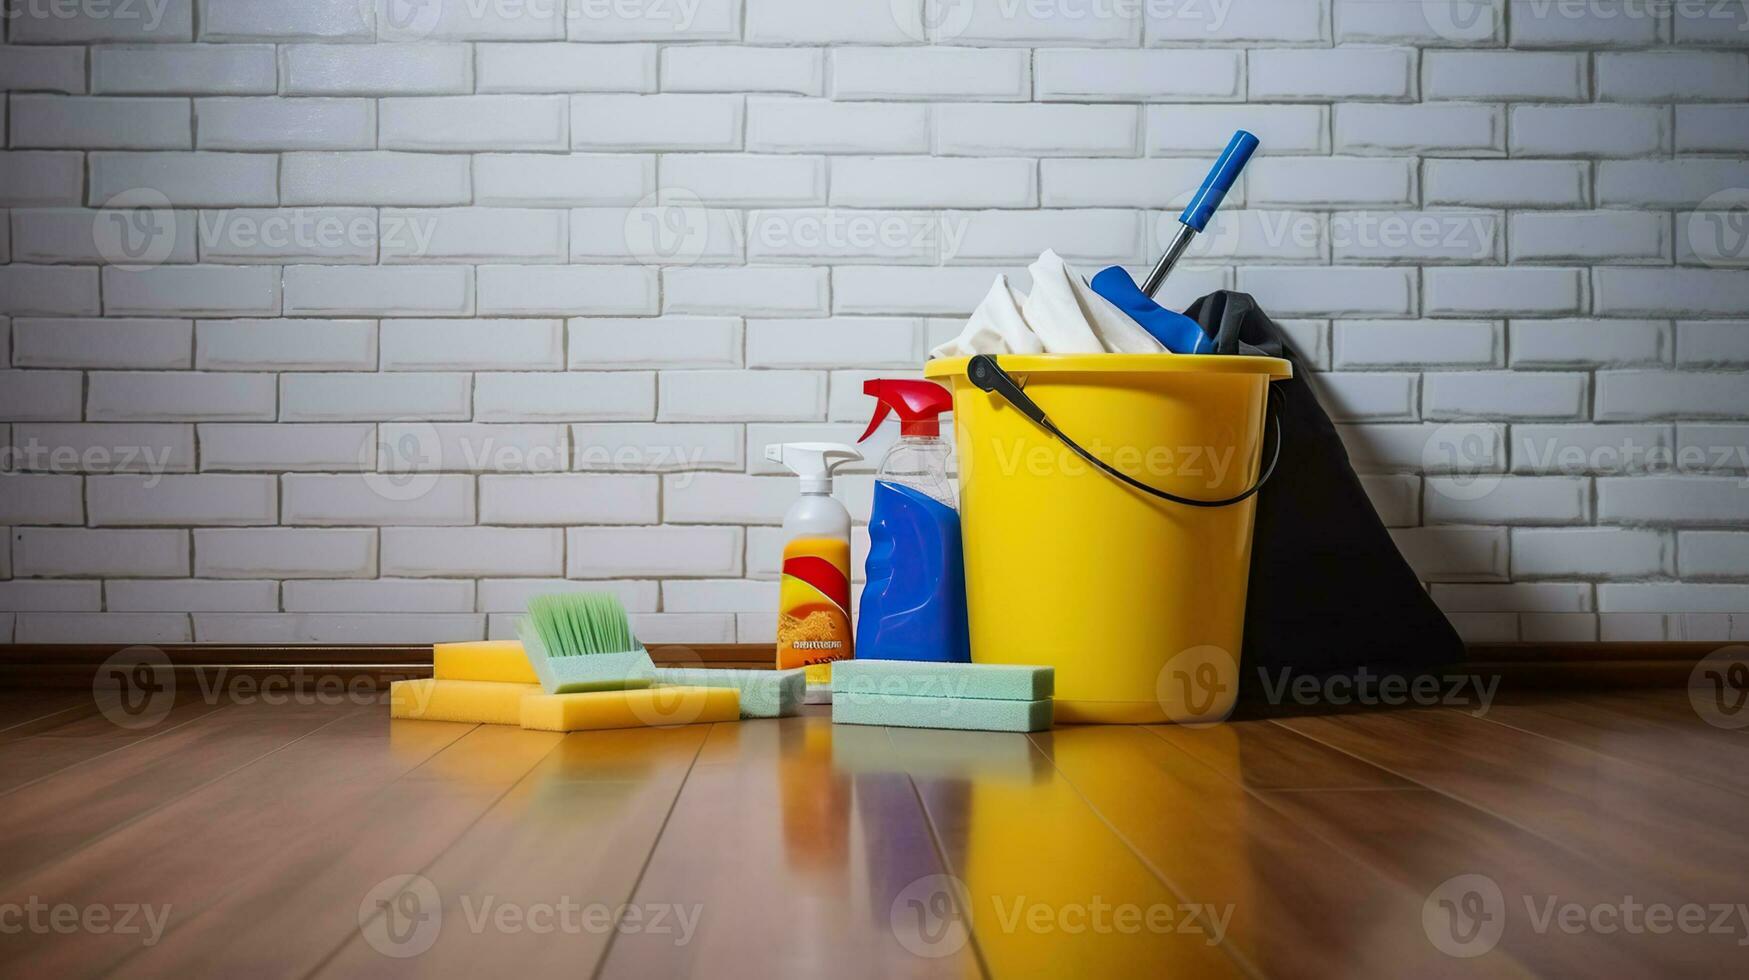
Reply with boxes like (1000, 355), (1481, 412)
(518, 592), (657, 695)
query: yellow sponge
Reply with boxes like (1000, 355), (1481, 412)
(521, 686), (739, 733)
(433, 640), (538, 684)
(390, 678), (541, 726)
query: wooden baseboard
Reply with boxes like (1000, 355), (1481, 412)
(1459, 641), (1730, 690)
(0, 642), (771, 666)
(1463, 641), (1728, 663)
(0, 641), (1728, 693)
(0, 642), (772, 690)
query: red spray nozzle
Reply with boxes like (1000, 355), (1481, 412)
(858, 379), (954, 442)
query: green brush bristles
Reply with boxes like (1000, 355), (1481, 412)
(526, 592), (638, 658)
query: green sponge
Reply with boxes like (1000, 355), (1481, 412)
(655, 667), (805, 719)
(831, 660), (1054, 702)
(832, 691), (1052, 733)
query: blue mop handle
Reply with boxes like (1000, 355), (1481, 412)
(1142, 130), (1259, 297)
(1180, 130), (1259, 232)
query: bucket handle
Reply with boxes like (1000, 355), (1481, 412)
(965, 354), (1282, 509)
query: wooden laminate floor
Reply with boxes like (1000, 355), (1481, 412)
(0, 685), (1745, 978)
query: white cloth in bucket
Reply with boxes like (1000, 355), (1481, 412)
(946, 275), (1045, 356)
(930, 250), (1166, 358)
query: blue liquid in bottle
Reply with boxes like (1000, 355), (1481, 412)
(856, 480), (970, 663)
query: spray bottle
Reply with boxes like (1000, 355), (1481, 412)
(765, 442), (862, 690)
(855, 380), (970, 663)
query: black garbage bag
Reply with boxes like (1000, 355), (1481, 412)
(1185, 290), (1465, 692)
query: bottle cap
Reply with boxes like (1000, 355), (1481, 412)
(858, 379), (954, 442)
(764, 441), (861, 494)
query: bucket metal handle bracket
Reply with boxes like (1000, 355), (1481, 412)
(965, 354), (1283, 510)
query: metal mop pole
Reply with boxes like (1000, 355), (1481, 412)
(1140, 224), (1197, 297)
(1141, 130), (1260, 299)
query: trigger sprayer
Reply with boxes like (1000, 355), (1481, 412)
(858, 379), (956, 507)
(765, 441), (861, 494)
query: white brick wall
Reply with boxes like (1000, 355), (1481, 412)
(2, 2), (1746, 644)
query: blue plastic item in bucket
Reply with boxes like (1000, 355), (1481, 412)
(1091, 130), (1258, 354)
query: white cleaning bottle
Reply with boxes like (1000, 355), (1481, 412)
(764, 442), (863, 692)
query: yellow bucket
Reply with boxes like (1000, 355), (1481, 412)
(924, 353), (1292, 724)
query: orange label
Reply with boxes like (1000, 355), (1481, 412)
(776, 536), (853, 672)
